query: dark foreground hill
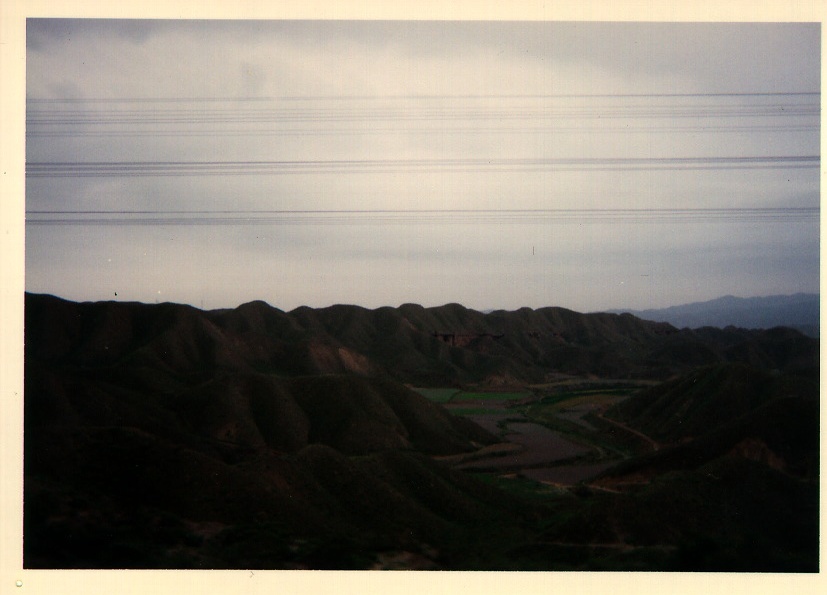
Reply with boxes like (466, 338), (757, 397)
(598, 362), (818, 483)
(26, 365), (523, 568)
(23, 293), (820, 570)
(562, 364), (820, 571)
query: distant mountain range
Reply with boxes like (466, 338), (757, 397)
(602, 293), (819, 337)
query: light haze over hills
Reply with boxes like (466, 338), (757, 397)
(603, 293), (819, 337)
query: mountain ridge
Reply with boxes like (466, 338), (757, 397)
(25, 292), (819, 385)
(602, 293), (819, 337)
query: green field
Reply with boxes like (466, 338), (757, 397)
(452, 391), (531, 402)
(417, 384), (644, 460)
(447, 407), (506, 416)
(411, 387), (461, 403)
(535, 388), (633, 409)
(414, 388), (530, 404)
(472, 472), (570, 499)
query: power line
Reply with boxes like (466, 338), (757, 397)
(25, 207), (819, 226)
(25, 156), (819, 178)
(25, 92), (821, 103)
(24, 125), (820, 138)
(26, 94), (819, 139)
(26, 104), (819, 125)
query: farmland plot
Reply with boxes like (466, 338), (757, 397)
(456, 421), (591, 471)
(421, 384), (650, 486)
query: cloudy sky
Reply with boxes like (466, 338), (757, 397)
(24, 20), (819, 312)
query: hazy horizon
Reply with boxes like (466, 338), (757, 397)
(25, 20), (820, 313)
(20, 288), (820, 316)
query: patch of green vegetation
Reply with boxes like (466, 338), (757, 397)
(537, 388), (635, 408)
(471, 472), (568, 501)
(412, 387), (461, 403)
(453, 391), (531, 401)
(533, 394), (625, 416)
(448, 407), (504, 416)
(495, 416), (528, 428)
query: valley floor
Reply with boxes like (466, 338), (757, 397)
(418, 377), (654, 488)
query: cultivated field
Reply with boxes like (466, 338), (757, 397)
(416, 380), (655, 488)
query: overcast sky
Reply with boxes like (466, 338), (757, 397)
(24, 20), (819, 312)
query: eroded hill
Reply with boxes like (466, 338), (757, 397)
(25, 293), (818, 384)
(23, 293), (820, 570)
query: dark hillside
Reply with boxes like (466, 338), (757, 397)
(23, 293), (820, 570)
(585, 362), (818, 570)
(566, 364), (820, 571)
(25, 293), (818, 385)
(552, 455), (818, 571)
(25, 366), (516, 567)
(25, 430), (533, 569)
(599, 394), (819, 482)
(605, 363), (818, 443)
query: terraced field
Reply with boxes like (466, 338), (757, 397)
(417, 380), (654, 487)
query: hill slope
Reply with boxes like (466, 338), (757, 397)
(604, 362), (818, 444)
(26, 292), (819, 385)
(555, 364), (820, 571)
(23, 293), (820, 570)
